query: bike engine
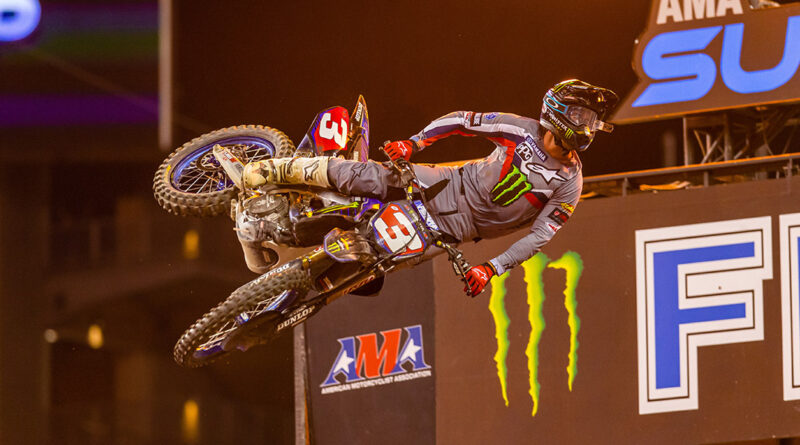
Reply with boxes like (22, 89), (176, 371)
(235, 194), (293, 245)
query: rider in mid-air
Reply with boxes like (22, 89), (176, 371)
(242, 79), (618, 296)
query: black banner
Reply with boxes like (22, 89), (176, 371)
(306, 176), (800, 443)
(305, 266), (435, 444)
(434, 176), (800, 443)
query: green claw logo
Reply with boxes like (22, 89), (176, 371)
(488, 251), (584, 416)
(491, 165), (532, 206)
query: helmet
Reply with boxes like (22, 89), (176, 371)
(539, 79), (619, 151)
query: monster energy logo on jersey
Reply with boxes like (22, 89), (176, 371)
(491, 138), (564, 206)
(491, 165), (531, 206)
(488, 251), (583, 416)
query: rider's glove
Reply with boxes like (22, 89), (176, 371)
(464, 262), (497, 297)
(383, 140), (418, 161)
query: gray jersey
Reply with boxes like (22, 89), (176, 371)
(410, 111), (583, 275)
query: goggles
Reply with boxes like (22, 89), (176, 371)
(545, 93), (615, 134)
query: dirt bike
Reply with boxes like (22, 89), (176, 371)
(153, 96), (473, 367)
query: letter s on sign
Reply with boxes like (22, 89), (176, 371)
(633, 26), (722, 107)
(0, 0), (41, 42)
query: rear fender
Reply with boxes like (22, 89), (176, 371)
(348, 95), (370, 162)
(296, 106), (350, 156)
(295, 95), (370, 161)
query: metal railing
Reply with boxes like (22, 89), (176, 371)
(583, 152), (800, 198)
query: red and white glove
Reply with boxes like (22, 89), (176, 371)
(464, 262), (497, 297)
(383, 140), (417, 161)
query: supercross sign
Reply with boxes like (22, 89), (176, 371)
(613, 0), (800, 123)
(636, 215), (800, 414)
(320, 324), (431, 394)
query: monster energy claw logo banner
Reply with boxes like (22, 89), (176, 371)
(488, 251), (584, 416)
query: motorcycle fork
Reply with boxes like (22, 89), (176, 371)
(300, 246), (379, 304)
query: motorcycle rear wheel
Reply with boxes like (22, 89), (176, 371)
(174, 264), (312, 368)
(153, 125), (295, 217)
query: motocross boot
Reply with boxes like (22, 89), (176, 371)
(242, 156), (331, 189)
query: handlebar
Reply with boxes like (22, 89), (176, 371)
(379, 141), (476, 297)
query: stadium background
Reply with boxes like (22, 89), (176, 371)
(1, 0), (799, 443)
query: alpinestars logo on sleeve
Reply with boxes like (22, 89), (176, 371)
(529, 164), (565, 184)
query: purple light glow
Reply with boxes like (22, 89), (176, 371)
(0, 94), (158, 127)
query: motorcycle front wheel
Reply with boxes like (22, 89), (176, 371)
(153, 125), (295, 217)
(174, 263), (312, 367)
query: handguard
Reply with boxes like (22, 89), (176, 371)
(323, 228), (376, 264)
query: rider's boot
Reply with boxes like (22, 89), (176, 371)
(242, 156), (331, 189)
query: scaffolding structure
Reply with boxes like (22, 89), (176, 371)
(682, 104), (800, 165)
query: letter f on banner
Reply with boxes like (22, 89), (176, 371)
(636, 217), (772, 414)
(780, 213), (800, 401)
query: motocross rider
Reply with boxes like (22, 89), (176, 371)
(242, 79), (618, 296)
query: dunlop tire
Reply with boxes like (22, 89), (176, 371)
(153, 125), (295, 217)
(174, 264), (311, 368)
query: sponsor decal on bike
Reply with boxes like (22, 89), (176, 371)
(354, 102), (364, 123)
(277, 304), (317, 332)
(488, 251), (583, 416)
(320, 324), (432, 394)
(413, 200), (440, 231)
(340, 273), (377, 296)
(255, 262), (292, 284)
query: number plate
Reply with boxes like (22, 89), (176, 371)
(372, 203), (427, 258)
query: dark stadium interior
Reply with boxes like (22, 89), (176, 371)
(2, 0), (800, 444)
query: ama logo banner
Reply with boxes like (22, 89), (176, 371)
(614, 0), (800, 123)
(320, 325), (431, 394)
